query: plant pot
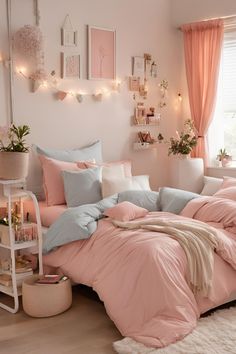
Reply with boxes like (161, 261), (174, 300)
(0, 152), (29, 180)
(221, 156), (232, 167)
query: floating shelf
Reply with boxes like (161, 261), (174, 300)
(133, 142), (158, 151)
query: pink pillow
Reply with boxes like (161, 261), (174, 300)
(77, 160), (132, 177)
(221, 177), (236, 189)
(39, 155), (81, 206)
(214, 186), (236, 201)
(104, 201), (148, 221)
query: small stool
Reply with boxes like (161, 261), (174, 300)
(22, 275), (72, 317)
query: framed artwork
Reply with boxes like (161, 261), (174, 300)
(61, 52), (80, 79)
(132, 56), (145, 78)
(61, 15), (78, 47)
(88, 26), (116, 80)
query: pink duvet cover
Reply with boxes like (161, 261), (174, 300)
(43, 201), (236, 348)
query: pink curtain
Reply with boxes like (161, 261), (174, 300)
(181, 19), (224, 163)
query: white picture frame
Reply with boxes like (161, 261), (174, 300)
(61, 52), (80, 79)
(132, 56), (145, 78)
(61, 29), (78, 47)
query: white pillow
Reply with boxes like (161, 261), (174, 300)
(102, 175), (151, 198)
(102, 178), (134, 198)
(102, 165), (125, 180)
(200, 176), (223, 196)
(132, 175), (151, 190)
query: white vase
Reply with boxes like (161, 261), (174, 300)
(0, 152), (29, 180)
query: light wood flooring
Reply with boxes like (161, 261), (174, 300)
(0, 286), (122, 354)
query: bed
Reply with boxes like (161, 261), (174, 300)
(34, 190), (236, 349)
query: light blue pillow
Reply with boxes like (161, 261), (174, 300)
(62, 167), (102, 207)
(159, 187), (199, 214)
(34, 140), (103, 163)
(118, 190), (160, 211)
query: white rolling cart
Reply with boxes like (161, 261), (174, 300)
(0, 179), (43, 313)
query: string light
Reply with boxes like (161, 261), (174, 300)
(13, 64), (121, 103)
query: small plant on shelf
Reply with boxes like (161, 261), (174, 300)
(217, 148), (232, 167)
(168, 119), (197, 156)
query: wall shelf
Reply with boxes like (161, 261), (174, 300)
(133, 142), (158, 151)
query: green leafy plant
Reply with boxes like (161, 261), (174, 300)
(168, 119), (197, 156)
(217, 148), (231, 161)
(0, 125), (30, 153)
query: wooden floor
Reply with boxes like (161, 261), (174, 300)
(0, 286), (122, 354)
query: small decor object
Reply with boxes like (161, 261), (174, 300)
(132, 56), (145, 79)
(61, 15), (78, 47)
(0, 125), (30, 179)
(61, 52), (80, 79)
(56, 91), (68, 101)
(138, 131), (156, 144)
(129, 76), (140, 91)
(150, 61), (158, 78)
(88, 26), (116, 80)
(168, 119), (197, 156)
(217, 148), (232, 167)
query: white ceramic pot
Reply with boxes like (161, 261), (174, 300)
(0, 152), (29, 180)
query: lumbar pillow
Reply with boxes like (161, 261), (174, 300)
(62, 167), (102, 207)
(118, 190), (160, 211)
(104, 201), (148, 222)
(159, 187), (199, 214)
(200, 176), (223, 196)
(39, 155), (81, 206)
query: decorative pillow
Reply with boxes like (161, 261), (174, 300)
(104, 201), (148, 222)
(214, 186), (236, 201)
(102, 178), (134, 198)
(118, 190), (160, 211)
(34, 140), (103, 163)
(132, 175), (151, 190)
(221, 176), (236, 189)
(159, 187), (199, 214)
(102, 165), (125, 180)
(77, 160), (132, 178)
(62, 167), (102, 207)
(200, 176), (223, 196)
(39, 155), (81, 206)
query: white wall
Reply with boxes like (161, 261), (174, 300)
(0, 0), (183, 192)
(171, 0), (236, 27)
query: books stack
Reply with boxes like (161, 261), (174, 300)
(0, 274), (12, 287)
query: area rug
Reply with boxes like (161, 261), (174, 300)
(113, 306), (236, 354)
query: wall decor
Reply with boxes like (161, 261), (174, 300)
(61, 15), (78, 47)
(61, 52), (80, 79)
(129, 76), (140, 91)
(88, 26), (116, 80)
(132, 56), (145, 79)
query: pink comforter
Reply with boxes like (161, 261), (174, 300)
(43, 201), (236, 348)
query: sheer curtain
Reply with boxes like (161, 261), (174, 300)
(181, 19), (224, 165)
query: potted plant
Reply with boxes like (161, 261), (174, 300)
(217, 148), (232, 167)
(168, 119), (197, 157)
(0, 124), (30, 179)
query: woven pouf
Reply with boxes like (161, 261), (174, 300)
(22, 275), (72, 317)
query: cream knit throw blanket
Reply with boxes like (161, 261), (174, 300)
(113, 217), (219, 296)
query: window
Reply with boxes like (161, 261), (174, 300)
(208, 29), (236, 165)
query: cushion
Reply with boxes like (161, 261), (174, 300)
(77, 160), (132, 177)
(221, 176), (236, 189)
(34, 140), (103, 163)
(104, 201), (148, 221)
(62, 167), (102, 207)
(132, 175), (151, 190)
(159, 187), (199, 214)
(200, 176), (223, 196)
(39, 155), (81, 206)
(118, 190), (160, 211)
(214, 186), (236, 201)
(102, 165), (125, 180)
(102, 178), (133, 198)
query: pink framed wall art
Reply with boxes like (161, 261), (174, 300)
(88, 26), (116, 80)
